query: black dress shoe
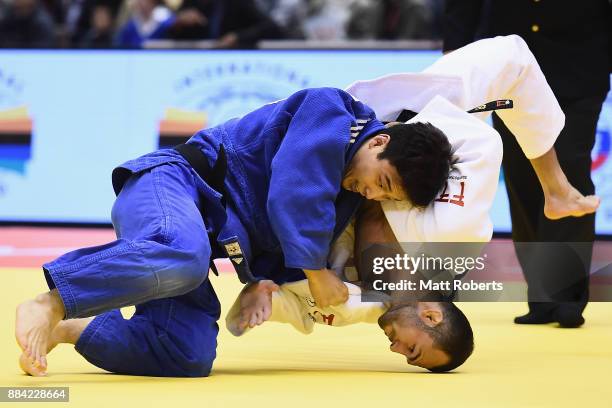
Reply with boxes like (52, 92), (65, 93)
(554, 307), (585, 328)
(514, 311), (555, 324)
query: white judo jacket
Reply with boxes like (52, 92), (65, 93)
(346, 34), (565, 245)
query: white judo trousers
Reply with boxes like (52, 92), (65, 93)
(226, 35), (566, 334)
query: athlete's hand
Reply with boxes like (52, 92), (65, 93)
(303, 268), (349, 308)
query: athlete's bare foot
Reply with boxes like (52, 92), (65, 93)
(237, 280), (279, 333)
(15, 290), (65, 374)
(544, 184), (600, 220)
(18, 321), (62, 376)
(18, 317), (93, 376)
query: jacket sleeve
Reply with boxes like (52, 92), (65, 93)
(346, 35), (564, 160)
(328, 219), (355, 276)
(425, 34), (565, 159)
(267, 89), (356, 270)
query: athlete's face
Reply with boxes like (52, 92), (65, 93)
(379, 303), (450, 370)
(342, 134), (407, 201)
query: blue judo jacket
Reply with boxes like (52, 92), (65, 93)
(113, 87), (385, 281)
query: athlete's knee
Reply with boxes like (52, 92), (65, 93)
(143, 359), (213, 377)
(178, 355), (215, 377)
(177, 248), (211, 289)
(162, 336), (217, 377)
(91, 357), (214, 378)
(154, 244), (211, 297)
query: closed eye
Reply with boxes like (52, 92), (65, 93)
(384, 175), (392, 193)
(408, 348), (421, 364)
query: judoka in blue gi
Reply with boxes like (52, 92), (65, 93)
(15, 87), (454, 377)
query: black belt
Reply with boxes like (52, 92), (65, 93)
(174, 143), (228, 276)
(394, 99), (514, 123)
(174, 143), (228, 207)
(174, 143), (258, 283)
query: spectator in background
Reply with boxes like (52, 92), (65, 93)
(78, 2), (115, 47)
(0, 0), (56, 47)
(40, 0), (65, 26)
(443, 0), (612, 327)
(255, 0), (307, 39)
(69, 0), (122, 47)
(115, 0), (174, 48)
(166, 0), (284, 48)
(347, 0), (436, 40)
(301, 0), (351, 40)
(65, 0), (88, 43)
(41, 0), (69, 47)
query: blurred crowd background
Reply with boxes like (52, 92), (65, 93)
(0, 0), (444, 49)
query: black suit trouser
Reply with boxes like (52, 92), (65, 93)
(494, 94), (607, 314)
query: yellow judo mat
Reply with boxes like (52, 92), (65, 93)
(2, 267), (612, 408)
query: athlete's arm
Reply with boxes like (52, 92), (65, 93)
(267, 88), (368, 306)
(302, 268), (348, 308)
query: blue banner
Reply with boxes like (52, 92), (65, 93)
(0, 50), (610, 234)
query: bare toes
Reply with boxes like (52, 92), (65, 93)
(262, 305), (272, 321)
(19, 353), (46, 377)
(249, 313), (258, 328)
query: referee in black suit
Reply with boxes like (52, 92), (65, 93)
(443, 0), (612, 327)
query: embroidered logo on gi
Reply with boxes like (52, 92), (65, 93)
(467, 99), (513, 114)
(225, 242), (242, 256)
(222, 238), (256, 283)
(311, 311), (335, 326)
(435, 181), (466, 207)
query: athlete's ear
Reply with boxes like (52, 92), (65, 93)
(368, 134), (390, 148)
(419, 309), (443, 328)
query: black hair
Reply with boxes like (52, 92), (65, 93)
(377, 122), (452, 207)
(378, 302), (474, 373)
(424, 302), (474, 373)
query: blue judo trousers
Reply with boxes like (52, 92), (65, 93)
(42, 88), (385, 377)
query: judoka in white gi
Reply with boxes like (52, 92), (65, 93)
(226, 35), (601, 373)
